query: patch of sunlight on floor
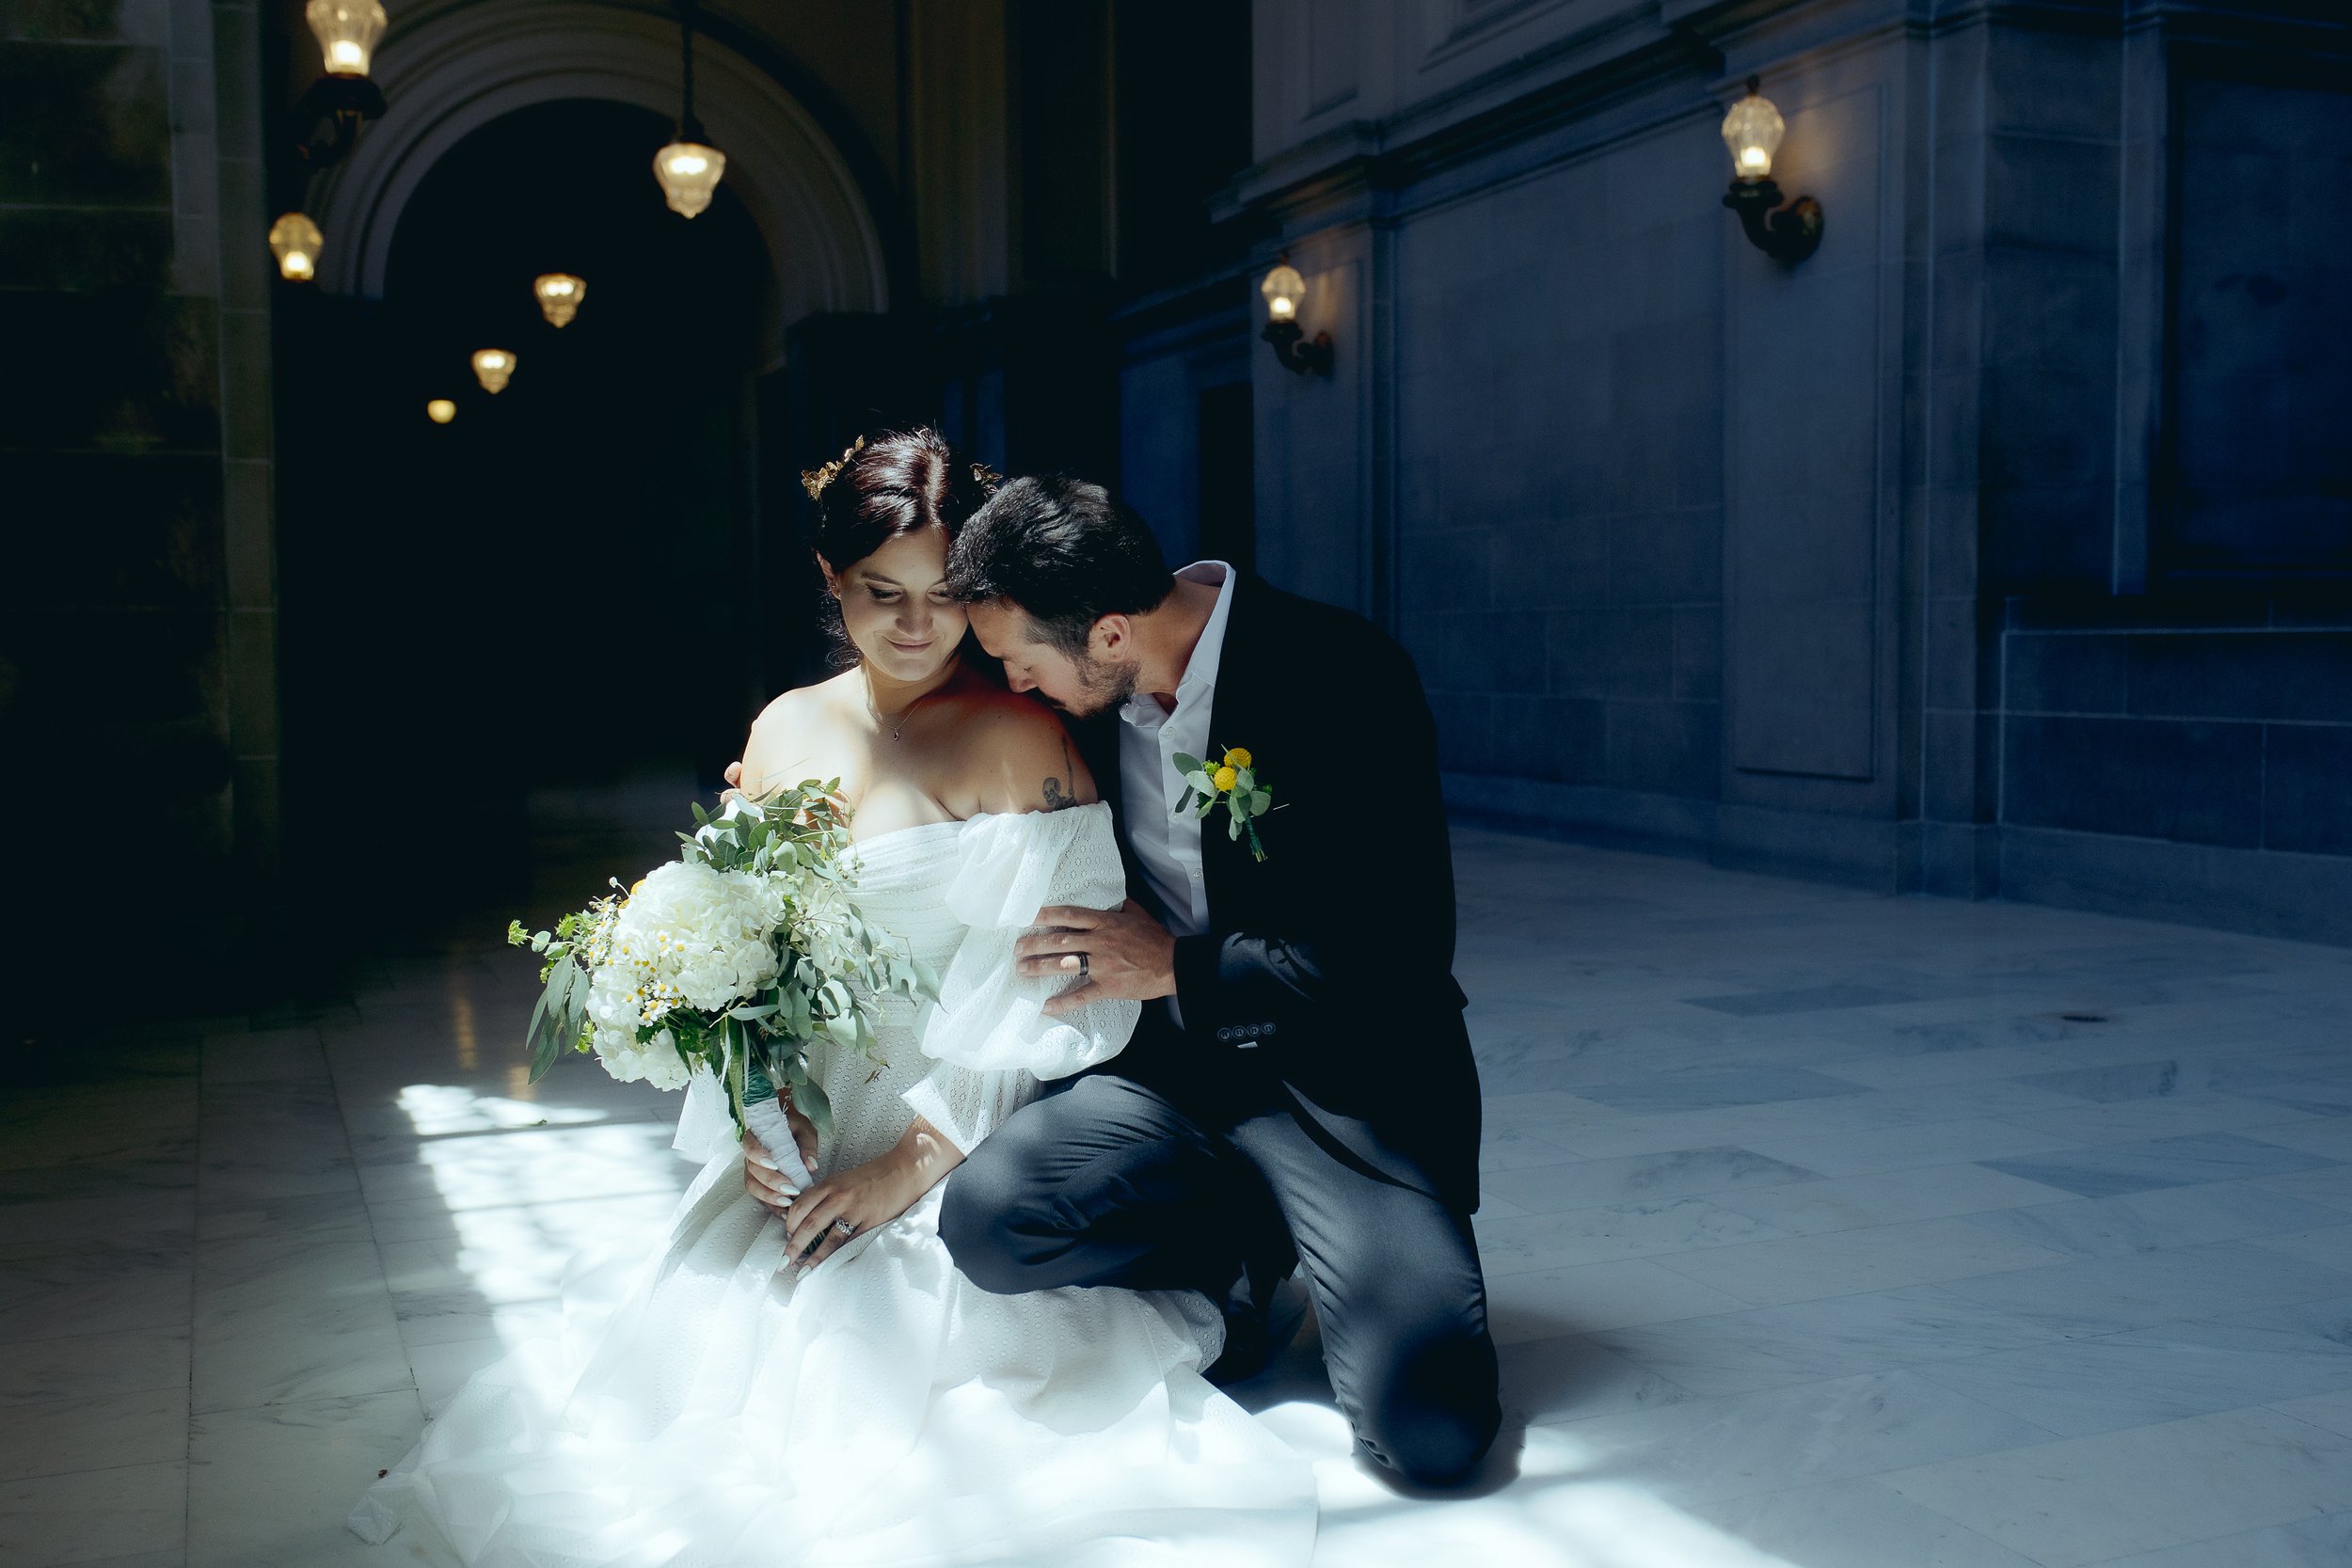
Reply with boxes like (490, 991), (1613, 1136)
(394, 1082), (618, 1136)
(392, 1083), (694, 1357)
(1257, 1405), (1805, 1568)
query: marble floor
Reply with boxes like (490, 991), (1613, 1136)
(8, 823), (2352, 1568)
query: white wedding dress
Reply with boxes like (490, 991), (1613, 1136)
(351, 804), (1317, 1567)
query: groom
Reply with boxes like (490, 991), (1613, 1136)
(937, 474), (1501, 1486)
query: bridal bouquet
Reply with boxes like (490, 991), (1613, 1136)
(507, 782), (935, 1152)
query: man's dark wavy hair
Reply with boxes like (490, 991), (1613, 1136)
(944, 474), (1175, 658)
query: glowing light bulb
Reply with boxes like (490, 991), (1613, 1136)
(471, 350), (516, 394)
(268, 213), (323, 281)
(1721, 83), (1787, 182)
(533, 273), (586, 327)
(654, 140), (726, 217)
(1260, 261), (1306, 325)
(306, 1), (386, 78)
(426, 399), (455, 424)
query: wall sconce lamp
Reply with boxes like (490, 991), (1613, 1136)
(471, 349), (516, 394)
(1720, 77), (1822, 264)
(291, 1), (389, 169)
(268, 213), (324, 281)
(654, 1), (727, 217)
(1259, 259), (1332, 375)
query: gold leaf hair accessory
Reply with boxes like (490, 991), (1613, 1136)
(801, 435), (866, 502)
(970, 463), (1003, 495)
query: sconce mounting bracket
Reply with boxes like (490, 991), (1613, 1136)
(1263, 319), (1334, 376)
(1723, 178), (1823, 264)
(292, 74), (387, 169)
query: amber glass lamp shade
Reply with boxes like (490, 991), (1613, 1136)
(268, 213), (323, 280)
(306, 0), (386, 77)
(532, 273), (586, 327)
(1260, 261), (1306, 324)
(471, 350), (516, 394)
(1721, 86), (1786, 181)
(654, 140), (726, 217)
(426, 399), (456, 424)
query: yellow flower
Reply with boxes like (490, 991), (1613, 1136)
(1212, 765), (1239, 793)
(1223, 747), (1253, 769)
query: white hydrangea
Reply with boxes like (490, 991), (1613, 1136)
(582, 862), (785, 1085)
(592, 1024), (693, 1090)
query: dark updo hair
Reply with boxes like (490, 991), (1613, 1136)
(805, 428), (994, 666)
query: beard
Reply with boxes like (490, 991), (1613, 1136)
(1051, 651), (1141, 719)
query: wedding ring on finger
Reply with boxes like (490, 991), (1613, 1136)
(833, 1218), (857, 1239)
(1076, 953), (1089, 980)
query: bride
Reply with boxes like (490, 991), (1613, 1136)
(351, 430), (1318, 1567)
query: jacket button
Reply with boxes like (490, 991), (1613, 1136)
(1215, 1027), (1233, 1042)
(1262, 1023), (1278, 1037)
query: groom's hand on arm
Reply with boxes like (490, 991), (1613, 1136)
(1019, 901), (1176, 1015)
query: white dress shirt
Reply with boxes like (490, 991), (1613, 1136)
(1118, 561), (1236, 943)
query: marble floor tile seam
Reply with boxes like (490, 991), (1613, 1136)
(0, 1441), (199, 1493)
(1638, 1216), (2080, 1310)
(1519, 1365), (2073, 1497)
(1874, 1402), (2352, 1566)
(2070, 1512), (2352, 1568)
(1969, 1129), (2347, 1198)
(1652, 1380), (2171, 1517)
(0, 1297), (199, 1350)
(0, 1370), (194, 1412)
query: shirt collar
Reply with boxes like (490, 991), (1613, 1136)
(1120, 562), (1236, 728)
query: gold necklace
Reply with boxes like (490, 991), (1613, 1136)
(868, 685), (938, 741)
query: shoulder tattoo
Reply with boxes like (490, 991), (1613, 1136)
(1041, 734), (1078, 811)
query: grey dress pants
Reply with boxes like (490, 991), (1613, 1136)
(940, 1071), (1502, 1486)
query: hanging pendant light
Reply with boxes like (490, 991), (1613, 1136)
(532, 273), (586, 327)
(306, 0), (387, 77)
(654, 142), (725, 217)
(654, 1), (725, 218)
(471, 349), (516, 394)
(426, 399), (456, 424)
(268, 213), (324, 280)
(292, 1), (386, 167)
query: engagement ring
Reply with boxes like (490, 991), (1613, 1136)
(834, 1219), (857, 1238)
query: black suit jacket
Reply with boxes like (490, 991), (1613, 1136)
(1073, 575), (1483, 1214)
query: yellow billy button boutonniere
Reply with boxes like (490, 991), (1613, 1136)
(1173, 745), (1273, 862)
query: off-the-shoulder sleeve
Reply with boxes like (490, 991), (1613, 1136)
(901, 802), (1139, 1154)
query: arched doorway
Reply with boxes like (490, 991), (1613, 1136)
(276, 99), (776, 927)
(272, 6), (901, 937)
(308, 0), (893, 356)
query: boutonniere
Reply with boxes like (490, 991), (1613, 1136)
(1173, 745), (1273, 862)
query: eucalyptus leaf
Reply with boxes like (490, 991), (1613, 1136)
(797, 1080), (834, 1139)
(523, 987), (552, 1075)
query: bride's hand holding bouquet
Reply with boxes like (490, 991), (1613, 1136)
(507, 779), (936, 1192)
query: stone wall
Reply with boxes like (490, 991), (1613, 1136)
(1, 0), (278, 1014)
(1205, 0), (2352, 941)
